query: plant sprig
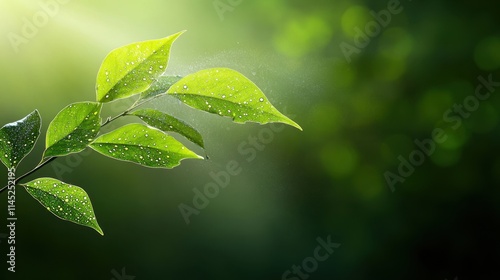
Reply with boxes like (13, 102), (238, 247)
(0, 31), (301, 236)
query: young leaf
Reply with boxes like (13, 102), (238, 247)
(130, 109), (204, 148)
(96, 31), (184, 103)
(139, 75), (183, 101)
(23, 178), (104, 235)
(167, 68), (302, 130)
(0, 110), (41, 169)
(90, 124), (203, 168)
(44, 102), (102, 159)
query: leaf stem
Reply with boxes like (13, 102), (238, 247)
(101, 96), (156, 127)
(15, 157), (57, 185)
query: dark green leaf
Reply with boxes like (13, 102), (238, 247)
(96, 31), (184, 103)
(23, 178), (104, 235)
(130, 109), (204, 148)
(139, 75), (183, 101)
(44, 102), (102, 159)
(0, 110), (41, 169)
(167, 68), (302, 130)
(90, 124), (202, 168)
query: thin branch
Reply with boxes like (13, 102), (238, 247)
(15, 157), (57, 184)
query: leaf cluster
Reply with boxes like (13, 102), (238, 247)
(0, 31), (301, 235)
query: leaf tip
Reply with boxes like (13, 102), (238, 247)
(280, 117), (303, 131)
(171, 30), (187, 41)
(293, 123), (303, 131)
(96, 227), (104, 236)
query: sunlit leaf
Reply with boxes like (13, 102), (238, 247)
(23, 178), (104, 235)
(167, 68), (302, 130)
(44, 102), (102, 159)
(96, 31), (184, 103)
(139, 75), (183, 101)
(0, 110), (41, 169)
(90, 124), (202, 168)
(130, 109), (204, 148)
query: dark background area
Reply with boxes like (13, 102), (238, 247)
(1, 0), (499, 279)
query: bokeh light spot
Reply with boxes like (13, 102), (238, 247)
(320, 142), (359, 178)
(273, 14), (333, 58)
(341, 5), (370, 38)
(438, 126), (469, 150)
(474, 36), (500, 70)
(371, 55), (406, 81)
(417, 88), (454, 125)
(308, 103), (342, 138)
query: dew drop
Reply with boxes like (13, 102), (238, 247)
(259, 98), (264, 102)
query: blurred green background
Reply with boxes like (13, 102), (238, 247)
(1, 0), (500, 279)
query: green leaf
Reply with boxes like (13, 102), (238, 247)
(130, 109), (204, 148)
(23, 178), (104, 235)
(90, 124), (202, 168)
(139, 75), (183, 101)
(167, 68), (302, 130)
(0, 110), (41, 169)
(44, 102), (102, 159)
(96, 31), (184, 103)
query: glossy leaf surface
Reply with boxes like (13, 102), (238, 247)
(167, 68), (302, 130)
(90, 124), (202, 168)
(0, 110), (41, 169)
(23, 178), (104, 235)
(44, 102), (102, 159)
